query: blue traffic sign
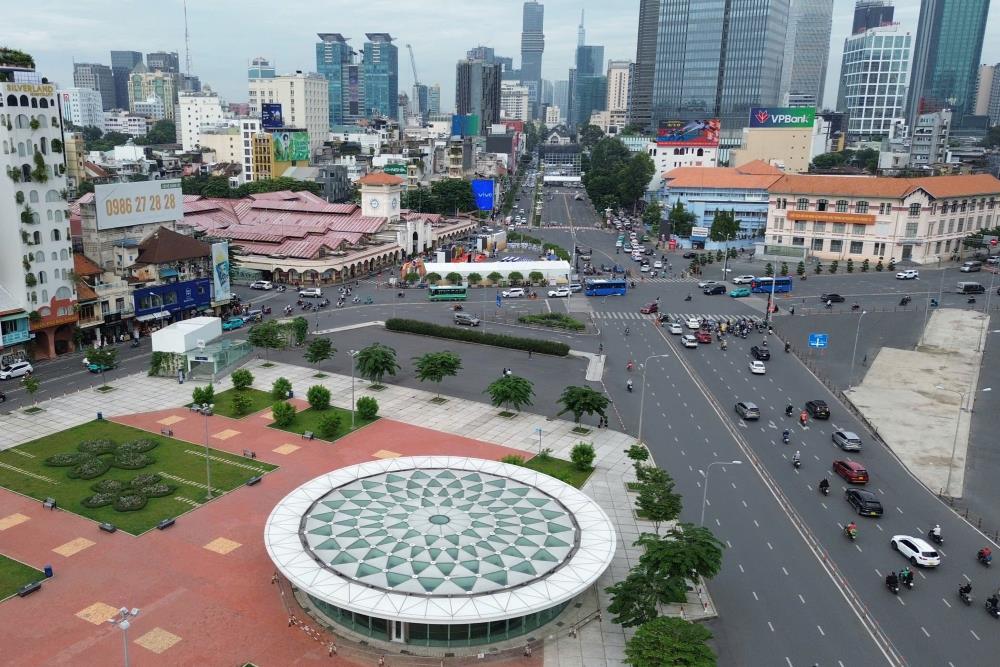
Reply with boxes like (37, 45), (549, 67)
(808, 333), (829, 349)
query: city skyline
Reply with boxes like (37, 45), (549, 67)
(5, 0), (999, 116)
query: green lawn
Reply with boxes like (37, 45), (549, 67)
(0, 554), (42, 601)
(521, 455), (593, 489)
(268, 406), (377, 442)
(0, 420), (277, 535)
(209, 388), (276, 418)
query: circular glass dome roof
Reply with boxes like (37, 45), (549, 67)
(301, 467), (578, 596)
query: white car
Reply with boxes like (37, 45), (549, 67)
(697, 280), (718, 289)
(640, 264), (650, 273)
(0, 361), (33, 380)
(249, 280), (273, 290)
(653, 261), (663, 269)
(502, 287), (525, 298)
(298, 287), (322, 298)
(749, 360), (767, 375)
(547, 287), (571, 298)
(667, 322), (684, 335)
(685, 318), (701, 330)
(732, 275), (755, 285)
(623, 244), (633, 252)
(891, 535), (941, 567)
(681, 334), (699, 348)
(896, 269), (920, 280)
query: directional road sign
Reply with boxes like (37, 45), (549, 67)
(808, 333), (829, 349)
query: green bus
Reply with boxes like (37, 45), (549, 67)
(427, 285), (468, 301)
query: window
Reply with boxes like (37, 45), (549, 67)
(776, 197), (787, 209)
(830, 239), (843, 253)
(850, 241), (864, 254)
(51, 229), (60, 241)
(908, 203), (921, 217)
(37, 270), (46, 284)
(852, 224), (866, 235)
(796, 198), (809, 211)
(794, 221), (806, 232)
(817, 199), (829, 212)
(947, 220), (954, 233)
(832, 223), (846, 234)
(812, 238), (824, 251)
(813, 222), (826, 233)
(904, 222), (918, 238)
(937, 220), (945, 235)
(836, 200), (849, 213)
(792, 237), (805, 246)
(960, 200), (967, 212)
(879, 202), (890, 215)
(957, 219), (964, 232)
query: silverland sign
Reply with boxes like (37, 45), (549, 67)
(749, 107), (816, 129)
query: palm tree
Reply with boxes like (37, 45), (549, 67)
(485, 375), (534, 412)
(355, 343), (401, 387)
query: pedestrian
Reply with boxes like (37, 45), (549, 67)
(528, 350), (532, 359)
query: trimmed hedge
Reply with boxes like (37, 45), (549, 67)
(517, 313), (585, 331)
(385, 318), (570, 357)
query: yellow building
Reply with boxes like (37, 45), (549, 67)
(730, 127), (817, 174)
(63, 132), (87, 189)
(251, 133), (274, 181)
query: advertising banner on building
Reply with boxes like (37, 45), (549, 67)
(655, 119), (720, 147)
(272, 130), (310, 161)
(211, 242), (231, 302)
(261, 103), (284, 129)
(94, 179), (184, 230)
(471, 179), (495, 211)
(383, 163), (408, 175)
(749, 107), (816, 129)
(451, 114), (480, 137)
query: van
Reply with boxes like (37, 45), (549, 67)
(957, 282), (986, 294)
(454, 313), (480, 327)
(960, 261), (982, 273)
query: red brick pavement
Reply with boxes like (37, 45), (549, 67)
(0, 406), (542, 667)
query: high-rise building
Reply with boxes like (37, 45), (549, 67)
(496, 56), (515, 74)
(455, 59), (501, 134)
(363, 33), (398, 119)
(571, 45), (605, 127)
(467, 46), (496, 63)
(248, 71), (330, 152)
(553, 80), (569, 115)
(316, 33), (353, 126)
(907, 0), (991, 126)
(541, 79), (554, 105)
(780, 0), (833, 108)
(974, 63), (1000, 126)
(128, 66), (179, 121)
(629, 0), (660, 129)
(146, 51), (180, 73)
(500, 81), (531, 121)
(853, 0), (896, 34)
(110, 50), (142, 109)
(412, 84), (429, 117)
(72, 63), (116, 111)
(178, 90), (225, 151)
(599, 60), (632, 132)
(837, 24), (912, 138)
(248, 56), (276, 79)
(650, 0), (790, 143)
(59, 88), (105, 129)
(428, 84), (441, 114)
(520, 1), (545, 117)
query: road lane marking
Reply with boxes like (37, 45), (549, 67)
(941, 598), (950, 608)
(970, 629), (980, 641)
(781, 566), (789, 576)
(768, 621), (774, 632)
(798, 594), (806, 604)
(817, 625), (825, 636)
(920, 626), (929, 638)
(738, 563), (744, 573)
(753, 590), (759, 601)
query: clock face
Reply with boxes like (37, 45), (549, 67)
(369, 198), (380, 209)
(390, 197), (398, 210)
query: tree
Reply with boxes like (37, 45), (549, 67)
(289, 317), (309, 346)
(815, 261), (823, 274)
(404, 271), (421, 284)
(230, 368), (254, 391)
(424, 272), (442, 284)
(231, 391), (252, 417)
(318, 412), (342, 438)
(635, 465), (682, 534)
(578, 124), (605, 149)
(247, 320), (286, 361)
(624, 617), (716, 667)
(708, 210), (739, 243)
(642, 201), (663, 233)
(445, 271), (463, 285)
(306, 385), (331, 410)
(192, 383), (215, 406)
(271, 401), (296, 427)
(780, 262), (789, 277)
(485, 375), (534, 412)
(356, 396), (379, 419)
(862, 258), (870, 272)
(413, 351), (462, 398)
(87, 347), (118, 387)
(528, 271), (544, 285)
(846, 258), (854, 273)
(139, 120), (176, 145)
(21, 375), (40, 407)
(830, 260), (839, 274)
(570, 442), (596, 471)
(556, 385), (610, 424)
(764, 262), (774, 277)
(271, 377), (292, 400)
(618, 153), (656, 211)
(606, 569), (660, 628)
(467, 272), (482, 285)
(637, 525), (725, 590)
(796, 261), (806, 277)
(668, 202), (696, 237)
(304, 338), (335, 372)
(430, 178), (475, 213)
(487, 271), (503, 285)
(355, 343), (401, 386)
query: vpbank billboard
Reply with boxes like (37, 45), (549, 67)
(749, 107), (815, 129)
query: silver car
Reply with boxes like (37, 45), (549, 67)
(832, 430), (863, 452)
(735, 401), (760, 420)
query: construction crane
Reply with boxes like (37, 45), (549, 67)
(406, 44), (420, 87)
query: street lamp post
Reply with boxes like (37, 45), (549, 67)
(699, 460), (742, 525)
(975, 269), (997, 352)
(200, 403), (214, 499)
(920, 267), (948, 346)
(348, 350), (359, 428)
(637, 354), (671, 447)
(534, 427), (543, 453)
(849, 310), (867, 389)
(935, 385), (991, 497)
(106, 607), (140, 667)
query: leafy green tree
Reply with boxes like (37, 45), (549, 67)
(764, 262), (774, 277)
(625, 617), (716, 667)
(247, 320), (286, 361)
(780, 262), (789, 277)
(578, 124), (605, 148)
(356, 396), (379, 419)
(271, 401), (296, 427)
(424, 272), (442, 284)
(236, 177), (321, 197)
(487, 271), (503, 285)
(304, 338), (335, 372)
(404, 271), (421, 284)
(847, 258), (854, 273)
(467, 272), (482, 285)
(528, 271), (544, 285)
(231, 392), (252, 416)
(306, 385), (331, 410)
(485, 375), (535, 412)
(230, 368), (254, 391)
(708, 210), (739, 243)
(637, 525), (725, 591)
(887, 258), (896, 271)
(507, 271), (524, 285)
(139, 120), (176, 145)
(570, 442), (596, 471)
(641, 201), (663, 233)
(606, 569), (660, 628)
(289, 316), (309, 346)
(318, 412), (342, 438)
(430, 178), (475, 213)
(635, 465), (682, 534)
(86, 347), (118, 386)
(668, 202), (696, 237)
(556, 385), (610, 424)
(21, 374), (40, 407)
(815, 262), (823, 274)
(445, 272), (463, 285)
(796, 261), (806, 277)
(618, 153), (656, 210)
(830, 260), (839, 274)
(356, 343), (401, 387)
(271, 377), (292, 400)
(192, 383), (215, 406)
(413, 351), (462, 398)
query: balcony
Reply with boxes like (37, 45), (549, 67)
(1, 328), (31, 347)
(93, 280), (131, 297)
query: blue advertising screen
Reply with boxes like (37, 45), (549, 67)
(261, 103), (283, 129)
(471, 179), (494, 211)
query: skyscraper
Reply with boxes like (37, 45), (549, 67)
(316, 33), (353, 126)
(907, 0), (991, 126)
(72, 63), (116, 111)
(520, 1), (545, 118)
(853, 0), (895, 34)
(650, 0), (790, 142)
(629, 0), (660, 129)
(455, 59), (501, 133)
(553, 80), (569, 114)
(110, 50), (142, 109)
(837, 23), (912, 138)
(467, 46), (496, 63)
(363, 33), (398, 118)
(428, 84), (441, 114)
(780, 0), (833, 108)
(146, 51), (180, 73)
(248, 56), (276, 80)
(571, 44), (605, 127)
(412, 84), (429, 117)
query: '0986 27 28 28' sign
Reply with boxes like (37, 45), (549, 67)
(94, 180), (184, 230)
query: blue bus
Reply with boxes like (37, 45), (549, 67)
(749, 277), (793, 294)
(585, 279), (628, 296)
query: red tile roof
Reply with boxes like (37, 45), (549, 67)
(73, 253), (103, 277)
(357, 171), (404, 186)
(664, 160), (785, 191)
(769, 173), (1000, 199)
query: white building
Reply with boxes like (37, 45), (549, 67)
(248, 71), (329, 153)
(645, 141), (719, 191)
(58, 88), (104, 130)
(178, 90), (225, 152)
(132, 96), (166, 121)
(500, 82), (530, 122)
(837, 24), (912, 140)
(198, 118), (262, 186)
(545, 105), (561, 125)
(603, 60), (630, 132)
(102, 111), (149, 136)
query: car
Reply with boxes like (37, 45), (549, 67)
(623, 244), (633, 252)
(695, 330), (712, 344)
(697, 280), (718, 289)
(749, 360), (766, 374)
(454, 313), (481, 326)
(820, 293), (845, 303)
(298, 287), (322, 298)
(988, 256), (1000, 265)
(640, 302), (659, 314)
(222, 317), (245, 331)
(615, 240), (623, 247)
(729, 287), (751, 298)
(832, 430), (863, 452)
(653, 261), (663, 269)
(667, 322), (684, 335)
(685, 317), (701, 330)
(703, 284), (726, 295)
(547, 287), (571, 298)
(681, 334), (699, 348)
(644, 248), (655, 256)
(735, 401), (761, 420)
(569, 283), (583, 293)
(249, 280), (273, 290)
(640, 264), (651, 273)
(891, 535), (941, 567)
(0, 361), (33, 380)
(845, 488), (884, 517)
(832, 459), (869, 484)
(87, 361), (115, 374)
(750, 345), (770, 361)
(682, 251), (698, 259)
(896, 269), (919, 280)
(502, 287), (525, 298)
(806, 399), (830, 419)
(731, 275), (755, 284)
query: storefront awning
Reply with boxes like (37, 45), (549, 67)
(136, 311), (173, 323)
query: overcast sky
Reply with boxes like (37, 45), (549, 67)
(4, 0), (998, 114)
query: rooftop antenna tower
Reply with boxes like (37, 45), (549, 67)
(183, 0), (192, 75)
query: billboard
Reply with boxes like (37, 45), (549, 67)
(749, 107), (816, 129)
(471, 179), (495, 211)
(655, 119), (720, 147)
(211, 242), (231, 302)
(451, 114), (480, 137)
(272, 130), (310, 162)
(261, 103), (283, 129)
(383, 163), (408, 175)
(94, 179), (184, 231)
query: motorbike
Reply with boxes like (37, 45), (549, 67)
(452, 304), (464, 311)
(720, 340), (727, 351)
(851, 303), (860, 311)
(397, 292), (405, 298)
(928, 529), (943, 546)
(902, 574), (914, 590)
(785, 406), (794, 417)
(352, 297), (361, 304)
(844, 526), (857, 541)
(793, 458), (801, 469)
(900, 296), (911, 306)
(684, 294), (692, 302)
(968, 296), (977, 304)
(626, 381), (633, 393)
(978, 552), (993, 568)
(784, 342), (791, 353)
(364, 297), (374, 305)
(0, 391), (6, 403)
(130, 339), (140, 348)
(986, 601), (1000, 619)
(283, 305), (293, 315)
(782, 431), (790, 444)
(887, 579), (900, 595)
(819, 484), (829, 496)
(276, 285), (286, 293)
(959, 587), (973, 606)
(262, 306), (272, 315)
(930, 298), (939, 307)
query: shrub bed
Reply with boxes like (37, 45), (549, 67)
(78, 439), (117, 455)
(385, 318), (570, 356)
(68, 456), (110, 479)
(517, 313), (585, 331)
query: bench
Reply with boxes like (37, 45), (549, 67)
(160, 428), (173, 436)
(246, 475), (263, 486)
(42, 498), (56, 510)
(98, 523), (117, 533)
(17, 581), (42, 597)
(302, 431), (315, 440)
(156, 517), (176, 530)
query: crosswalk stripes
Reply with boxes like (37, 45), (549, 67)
(593, 311), (766, 323)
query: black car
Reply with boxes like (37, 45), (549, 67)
(806, 399), (830, 419)
(846, 488), (883, 517)
(703, 285), (727, 295)
(820, 293), (845, 303)
(750, 345), (771, 361)
(682, 251), (698, 259)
